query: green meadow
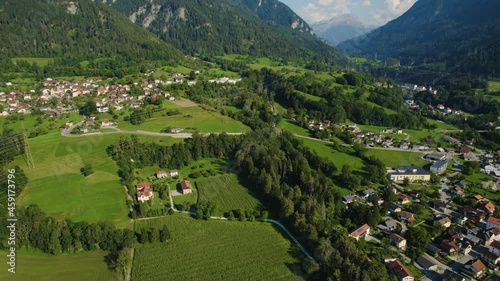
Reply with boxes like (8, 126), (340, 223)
(297, 138), (365, 173)
(13, 131), (179, 228)
(132, 216), (305, 281)
(365, 149), (427, 167)
(488, 80), (500, 92)
(278, 119), (311, 136)
(0, 250), (120, 281)
(118, 101), (249, 133)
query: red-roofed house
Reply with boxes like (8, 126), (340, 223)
(459, 146), (471, 154)
(386, 260), (414, 281)
(136, 182), (153, 202)
(461, 259), (486, 278)
(487, 216), (500, 230)
(400, 211), (415, 223)
(481, 202), (496, 214)
(349, 224), (370, 241)
(180, 180), (193, 195)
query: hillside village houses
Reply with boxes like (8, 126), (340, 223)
(136, 182), (153, 202)
(0, 72), (243, 117)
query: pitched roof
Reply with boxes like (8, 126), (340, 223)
(488, 216), (500, 226)
(350, 224), (370, 237)
(483, 202), (496, 213)
(136, 182), (151, 190)
(400, 211), (414, 219)
(490, 240), (500, 251)
(387, 260), (413, 279)
(416, 256), (436, 269)
(390, 233), (406, 243)
(180, 180), (193, 190)
(469, 259), (486, 272)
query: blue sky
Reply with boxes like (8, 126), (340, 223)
(279, 0), (417, 26)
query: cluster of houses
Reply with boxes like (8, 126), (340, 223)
(1, 71), (244, 117)
(345, 178), (500, 280)
(135, 169), (193, 203)
(0, 77), (180, 117)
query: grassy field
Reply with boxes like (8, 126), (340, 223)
(197, 174), (262, 213)
(365, 149), (427, 167)
(296, 90), (322, 102)
(0, 250), (120, 281)
(15, 132), (130, 226)
(12, 131), (179, 228)
(118, 100), (249, 133)
(131, 216), (305, 281)
(488, 80), (500, 92)
(297, 138), (365, 173)
(13, 57), (53, 67)
(278, 119), (310, 136)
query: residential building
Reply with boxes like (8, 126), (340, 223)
(136, 182), (153, 202)
(487, 216), (500, 230)
(387, 166), (431, 182)
(386, 260), (414, 281)
(400, 211), (415, 223)
(442, 269), (466, 281)
(481, 240), (500, 266)
(180, 180), (193, 195)
(430, 160), (448, 175)
(388, 202), (402, 213)
(397, 193), (411, 204)
(440, 239), (460, 255)
(435, 217), (452, 228)
(416, 256), (437, 271)
(378, 219), (398, 231)
(390, 233), (407, 249)
(425, 152), (447, 161)
(461, 259), (486, 278)
(349, 224), (370, 241)
(342, 195), (356, 204)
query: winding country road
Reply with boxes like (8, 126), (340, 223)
(141, 190), (316, 262)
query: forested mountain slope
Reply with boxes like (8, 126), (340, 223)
(97, 0), (346, 65)
(0, 0), (181, 60)
(338, 0), (500, 76)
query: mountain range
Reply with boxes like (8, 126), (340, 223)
(311, 14), (376, 46)
(92, 0), (345, 65)
(338, 0), (500, 76)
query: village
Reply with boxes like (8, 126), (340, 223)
(0, 72), (242, 117)
(342, 147), (500, 280)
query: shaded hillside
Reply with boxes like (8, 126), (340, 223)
(98, 0), (346, 65)
(0, 0), (181, 60)
(338, 0), (500, 76)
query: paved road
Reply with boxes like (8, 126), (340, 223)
(62, 122), (243, 138)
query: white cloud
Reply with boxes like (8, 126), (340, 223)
(384, 0), (416, 14)
(301, 0), (351, 23)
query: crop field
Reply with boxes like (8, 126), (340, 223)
(118, 100), (249, 133)
(131, 216), (305, 281)
(365, 149), (427, 167)
(197, 174), (262, 213)
(0, 250), (120, 281)
(298, 138), (365, 173)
